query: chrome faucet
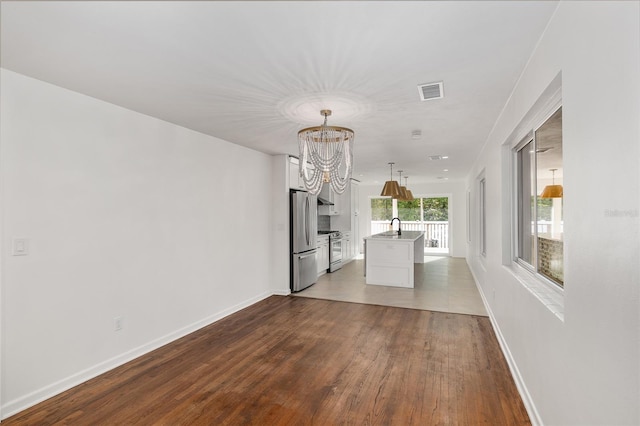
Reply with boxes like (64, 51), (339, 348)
(390, 217), (402, 235)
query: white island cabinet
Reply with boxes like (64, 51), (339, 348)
(364, 231), (425, 288)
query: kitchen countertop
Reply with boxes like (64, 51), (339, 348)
(364, 230), (424, 241)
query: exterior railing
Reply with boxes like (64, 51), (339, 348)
(534, 220), (563, 234)
(371, 221), (449, 249)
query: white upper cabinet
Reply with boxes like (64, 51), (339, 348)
(288, 157), (305, 191)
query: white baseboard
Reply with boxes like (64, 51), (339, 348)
(1, 291), (276, 419)
(466, 259), (543, 426)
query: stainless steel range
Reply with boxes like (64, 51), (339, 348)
(320, 230), (343, 272)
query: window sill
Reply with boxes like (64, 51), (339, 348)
(506, 263), (565, 322)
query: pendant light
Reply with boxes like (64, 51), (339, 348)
(380, 162), (401, 198)
(298, 109), (354, 195)
(540, 168), (563, 198)
(403, 176), (415, 201)
(397, 170), (410, 201)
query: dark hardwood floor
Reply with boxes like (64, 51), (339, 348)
(4, 296), (530, 425)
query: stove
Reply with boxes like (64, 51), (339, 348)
(319, 231), (343, 272)
(319, 230), (342, 239)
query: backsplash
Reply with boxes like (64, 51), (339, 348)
(318, 215), (330, 231)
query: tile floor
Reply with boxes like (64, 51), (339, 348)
(293, 256), (488, 316)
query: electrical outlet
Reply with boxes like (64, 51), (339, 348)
(12, 238), (29, 256)
(114, 316), (123, 331)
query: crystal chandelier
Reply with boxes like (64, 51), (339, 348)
(298, 110), (354, 195)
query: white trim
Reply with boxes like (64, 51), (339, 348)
(466, 189), (471, 244)
(467, 260), (543, 426)
(505, 72), (562, 153)
(501, 143), (515, 266)
(0, 108), (4, 423)
(506, 263), (564, 320)
(476, 171), (487, 259)
(502, 72), (565, 304)
(1, 291), (277, 419)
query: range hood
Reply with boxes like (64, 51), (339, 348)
(317, 196), (334, 206)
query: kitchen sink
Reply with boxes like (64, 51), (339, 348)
(372, 231), (400, 238)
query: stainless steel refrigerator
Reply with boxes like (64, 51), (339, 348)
(290, 190), (318, 292)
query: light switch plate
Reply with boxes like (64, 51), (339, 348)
(12, 238), (29, 256)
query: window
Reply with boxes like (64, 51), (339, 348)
(397, 198), (421, 222)
(466, 190), (471, 243)
(370, 197), (393, 221)
(479, 178), (486, 257)
(421, 197), (448, 222)
(514, 107), (563, 287)
(370, 196), (450, 253)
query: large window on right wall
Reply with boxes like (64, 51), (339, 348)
(514, 107), (563, 287)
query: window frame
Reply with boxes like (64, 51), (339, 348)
(369, 195), (451, 253)
(501, 73), (564, 319)
(512, 106), (564, 291)
(513, 132), (537, 273)
(479, 176), (487, 258)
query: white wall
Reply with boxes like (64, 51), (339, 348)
(357, 181), (467, 258)
(0, 69), (276, 417)
(465, 2), (639, 425)
(270, 154), (292, 295)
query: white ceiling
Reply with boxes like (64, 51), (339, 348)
(1, 1), (559, 185)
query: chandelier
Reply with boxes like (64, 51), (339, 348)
(540, 168), (563, 198)
(380, 162), (401, 198)
(403, 176), (415, 201)
(298, 110), (354, 195)
(397, 171), (414, 201)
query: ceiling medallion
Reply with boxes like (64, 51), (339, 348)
(278, 91), (374, 125)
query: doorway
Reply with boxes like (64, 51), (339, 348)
(370, 195), (451, 255)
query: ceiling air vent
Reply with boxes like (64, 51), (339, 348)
(418, 81), (444, 101)
(429, 155), (443, 161)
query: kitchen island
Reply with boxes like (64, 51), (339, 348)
(364, 231), (425, 288)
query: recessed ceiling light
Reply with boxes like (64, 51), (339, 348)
(429, 155), (443, 161)
(442, 156), (449, 159)
(443, 169), (449, 172)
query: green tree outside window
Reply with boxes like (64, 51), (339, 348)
(423, 197), (448, 221)
(398, 199), (421, 221)
(371, 198), (393, 221)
